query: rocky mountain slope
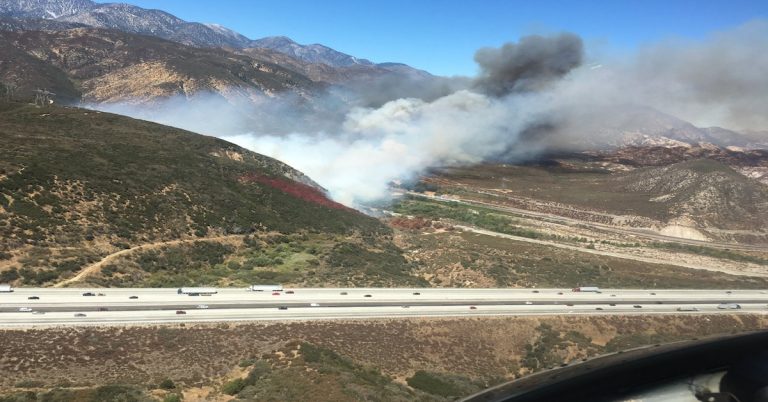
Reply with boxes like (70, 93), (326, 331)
(0, 102), (409, 286)
(0, 27), (319, 103)
(612, 159), (768, 233)
(0, 0), (428, 77)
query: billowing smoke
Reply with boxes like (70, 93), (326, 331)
(473, 33), (583, 96)
(92, 21), (768, 206)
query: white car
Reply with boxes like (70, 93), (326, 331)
(196, 304), (209, 309)
(310, 303), (320, 307)
(18, 307), (32, 312)
(32, 311), (45, 315)
(524, 301), (533, 305)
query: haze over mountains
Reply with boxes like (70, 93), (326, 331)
(0, 0), (766, 206)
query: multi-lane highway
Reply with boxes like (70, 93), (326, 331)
(1, 287), (766, 326)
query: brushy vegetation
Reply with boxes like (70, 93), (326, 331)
(406, 371), (484, 398)
(648, 242), (768, 266)
(0, 385), (155, 402)
(394, 198), (545, 239)
(0, 104), (396, 285)
(404, 231), (768, 289)
(89, 231), (426, 287)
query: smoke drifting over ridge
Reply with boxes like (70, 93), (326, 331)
(94, 21), (768, 206)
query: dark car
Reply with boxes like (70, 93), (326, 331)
(532, 290), (540, 293)
(129, 296), (138, 299)
(176, 310), (186, 315)
(286, 290), (295, 294)
(27, 296), (39, 300)
(340, 292), (348, 295)
(609, 303), (616, 306)
(413, 292), (421, 295)
(74, 313), (87, 317)
(566, 303), (574, 307)
(98, 307), (108, 311)
(633, 305), (643, 308)
(82, 292), (95, 296)
(364, 294), (372, 297)
(469, 306), (477, 310)
(278, 306), (288, 310)
(596, 307), (604, 311)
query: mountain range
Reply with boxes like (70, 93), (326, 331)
(0, 0), (427, 72)
(0, 0), (765, 152)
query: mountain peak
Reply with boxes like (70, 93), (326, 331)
(0, 0), (94, 19)
(251, 35), (374, 67)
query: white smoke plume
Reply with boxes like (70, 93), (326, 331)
(93, 21), (768, 207)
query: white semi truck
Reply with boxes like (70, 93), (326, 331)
(571, 286), (600, 292)
(249, 284), (283, 292)
(177, 287), (217, 295)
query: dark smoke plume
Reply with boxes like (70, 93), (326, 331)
(473, 33), (583, 96)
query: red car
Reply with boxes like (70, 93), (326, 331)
(272, 292), (280, 296)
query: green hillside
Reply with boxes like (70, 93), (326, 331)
(0, 102), (420, 287)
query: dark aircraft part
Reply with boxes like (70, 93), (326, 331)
(464, 330), (768, 402)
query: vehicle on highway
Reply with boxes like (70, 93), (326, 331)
(717, 303), (741, 310)
(572, 286), (600, 292)
(609, 303), (616, 306)
(566, 303), (574, 307)
(18, 307), (32, 312)
(0, 284), (13, 292)
(650, 292), (656, 295)
(129, 296), (138, 299)
(278, 306), (288, 310)
(74, 313), (86, 317)
(286, 290), (295, 294)
(525, 301), (533, 305)
(97, 293), (105, 296)
(197, 304), (209, 309)
(310, 303), (320, 307)
(402, 305), (410, 308)
(413, 292), (421, 295)
(27, 296), (39, 300)
(677, 307), (700, 311)
(596, 307), (604, 311)
(557, 292), (563, 295)
(726, 290), (733, 294)
(82, 292), (95, 296)
(469, 306), (477, 310)
(272, 292), (280, 295)
(532, 290), (539, 293)
(98, 307), (108, 311)
(340, 292), (348, 295)
(32, 311), (45, 315)
(633, 305), (643, 308)
(178, 287), (217, 295)
(249, 284), (283, 292)
(364, 294), (372, 297)
(611, 294), (616, 297)
(176, 310), (187, 314)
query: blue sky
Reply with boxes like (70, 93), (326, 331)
(100, 0), (767, 76)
